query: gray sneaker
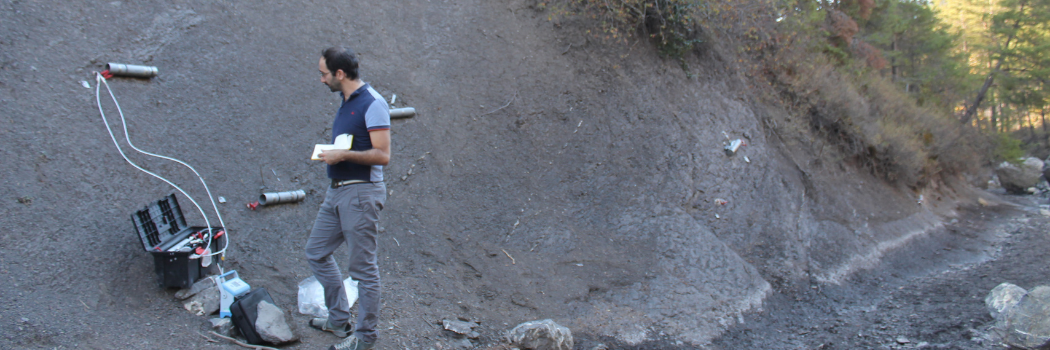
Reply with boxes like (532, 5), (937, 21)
(328, 335), (374, 350)
(309, 318), (353, 338)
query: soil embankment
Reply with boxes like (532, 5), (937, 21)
(0, 1), (999, 349)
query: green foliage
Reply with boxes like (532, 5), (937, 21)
(728, 0), (984, 186)
(995, 133), (1026, 163)
(937, 0), (1050, 145)
(860, 0), (972, 112)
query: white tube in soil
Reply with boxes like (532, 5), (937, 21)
(259, 189), (306, 206)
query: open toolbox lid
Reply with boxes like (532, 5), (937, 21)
(131, 194), (189, 252)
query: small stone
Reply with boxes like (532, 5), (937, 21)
(896, 336), (910, 344)
(20, 317), (28, 323)
(443, 319), (477, 335)
(452, 338), (473, 349)
(210, 318), (233, 336)
(506, 319), (573, 350)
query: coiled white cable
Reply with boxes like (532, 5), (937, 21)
(94, 73), (229, 264)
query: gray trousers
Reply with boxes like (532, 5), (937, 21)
(305, 182), (386, 343)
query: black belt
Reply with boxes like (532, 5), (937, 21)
(331, 179), (372, 188)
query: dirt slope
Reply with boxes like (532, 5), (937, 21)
(1, 0), (967, 349)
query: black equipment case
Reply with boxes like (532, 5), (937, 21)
(230, 288), (275, 344)
(131, 194), (224, 289)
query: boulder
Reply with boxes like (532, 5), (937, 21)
(255, 300), (298, 344)
(989, 285), (1050, 349)
(996, 158), (1044, 194)
(183, 284), (220, 316)
(506, 319), (573, 350)
(987, 283), (1027, 319)
(1043, 156), (1050, 181)
(175, 277), (216, 300)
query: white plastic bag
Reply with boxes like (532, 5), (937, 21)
(297, 276), (359, 318)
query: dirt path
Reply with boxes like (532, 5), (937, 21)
(566, 194), (1048, 350)
(699, 196), (1047, 350)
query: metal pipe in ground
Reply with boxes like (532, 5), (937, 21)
(258, 189), (306, 206)
(724, 139), (744, 156)
(390, 107), (415, 119)
(106, 63), (159, 78)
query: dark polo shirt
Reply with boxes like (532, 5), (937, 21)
(328, 83), (390, 182)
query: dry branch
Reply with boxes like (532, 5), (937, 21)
(208, 331), (280, 350)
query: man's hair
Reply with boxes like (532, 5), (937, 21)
(322, 47), (359, 80)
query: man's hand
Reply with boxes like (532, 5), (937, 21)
(318, 149), (348, 165)
(318, 130), (390, 166)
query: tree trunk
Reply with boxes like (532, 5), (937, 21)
(992, 103), (999, 133)
(1028, 108), (1035, 141)
(1042, 107), (1048, 150)
(960, 1), (1027, 125)
(961, 60), (1003, 125)
(891, 39), (898, 82)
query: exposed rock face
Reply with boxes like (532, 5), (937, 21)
(570, 210), (771, 345)
(506, 319), (574, 350)
(255, 301), (298, 344)
(987, 284), (1050, 349)
(996, 158), (1044, 194)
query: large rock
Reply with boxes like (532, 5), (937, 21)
(255, 300), (298, 344)
(1043, 157), (1050, 181)
(183, 284), (220, 316)
(175, 277), (216, 300)
(506, 319), (573, 350)
(989, 285), (1050, 349)
(996, 158), (1044, 194)
(987, 283), (1027, 319)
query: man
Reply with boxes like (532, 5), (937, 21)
(306, 46), (390, 350)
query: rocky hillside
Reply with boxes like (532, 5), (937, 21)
(0, 0), (970, 348)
